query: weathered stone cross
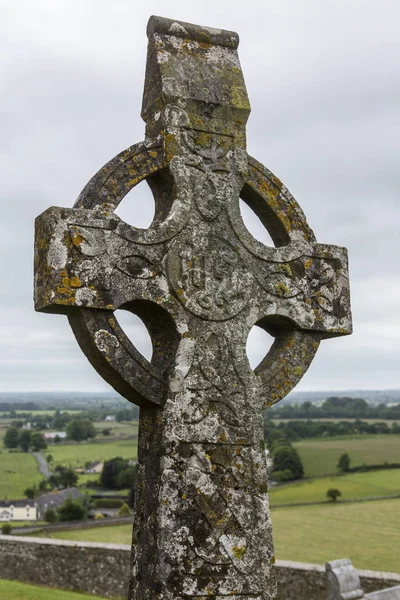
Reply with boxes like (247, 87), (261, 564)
(34, 16), (352, 600)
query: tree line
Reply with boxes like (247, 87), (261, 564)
(271, 396), (400, 420)
(264, 418), (400, 441)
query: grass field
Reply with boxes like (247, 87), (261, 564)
(93, 421), (138, 438)
(34, 524), (132, 545)
(293, 435), (400, 477)
(0, 451), (41, 499)
(49, 439), (138, 473)
(272, 498), (400, 572)
(269, 468), (400, 506)
(35, 498), (400, 572)
(0, 580), (119, 600)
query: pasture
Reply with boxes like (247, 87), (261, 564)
(0, 580), (115, 600)
(35, 498), (400, 572)
(293, 435), (400, 477)
(0, 451), (41, 500)
(49, 439), (138, 473)
(93, 420), (138, 438)
(272, 497), (400, 572)
(268, 468), (400, 506)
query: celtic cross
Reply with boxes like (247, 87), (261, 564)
(34, 16), (352, 600)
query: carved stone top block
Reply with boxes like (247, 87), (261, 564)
(34, 15), (352, 600)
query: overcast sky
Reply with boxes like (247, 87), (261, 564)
(1, 0), (399, 394)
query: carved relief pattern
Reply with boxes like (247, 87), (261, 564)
(157, 333), (274, 597)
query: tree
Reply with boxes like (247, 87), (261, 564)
(38, 478), (48, 491)
(327, 488), (342, 502)
(337, 452), (351, 473)
(44, 508), (58, 523)
(57, 498), (86, 522)
(24, 487), (37, 499)
(47, 466), (78, 490)
(4, 426), (19, 449)
(272, 445), (304, 480)
(118, 502), (131, 516)
(100, 457), (129, 490)
(102, 428), (111, 436)
(2, 523), (12, 535)
(31, 432), (47, 451)
(18, 430), (32, 452)
(46, 454), (53, 464)
(116, 466), (137, 490)
(54, 434), (61, 443)
(66, 419), (96, 442)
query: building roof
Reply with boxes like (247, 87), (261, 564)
(0, 500), (36, 507)
(36, 487), (83, 511)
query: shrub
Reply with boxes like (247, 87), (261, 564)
(2, 523), (12, 535)
(272, 469), (294, 482)
(118, 502), (131, 517)
(57, 498), (86, 522)
(44, 508), (58, 523)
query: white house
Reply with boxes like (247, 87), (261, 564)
(0, 500), (37, 521)
(85, 461), (103, 474)
(104, 415), (116, 422)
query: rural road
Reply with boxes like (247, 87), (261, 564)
(32, 452), (51, 478)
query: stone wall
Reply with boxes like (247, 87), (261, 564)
(0, 535), (131, 598)
(0, 535), (399, 599)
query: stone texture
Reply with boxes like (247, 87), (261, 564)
(34, 15), (352, 600)
(326, 558), (364, 599)
(326, 559), (400, 600)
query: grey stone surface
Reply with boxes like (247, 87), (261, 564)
(34, 15), (352, 600)
(366, 588), (400, 600)
(326, 558), (365, 599)
(326, 559), (400, 600)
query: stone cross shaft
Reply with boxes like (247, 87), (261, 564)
(34, 16), (352, 600)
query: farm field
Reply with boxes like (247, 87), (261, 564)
(49, 439), (138, 473)
(0, 580), (118, 600)
(35, 498), (400, 572)
(293, 435), (400, 477)
(93, 420), (138, 438)
(34, 523), (132, 545)
(268, 469), (400, 506)
(0, 451), (41, 500)
(272, 498), (400, 572)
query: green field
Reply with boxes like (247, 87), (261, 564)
(49, 439), (138, 473)
(35, 498), (400, 572)
(34, 524), (132, 545)
(0, 451), (42, 500)
(294, 435), (400, 477)
(93, 421), (138, 438)
(272, 498), (400, 572)
(0, 580), (118, 600)
(269, 469), (400, 506)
